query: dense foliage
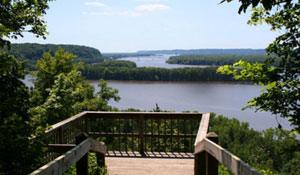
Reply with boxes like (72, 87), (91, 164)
(30, 48), (120, 125)
(2, 43), (104, 70)
(1, 48), (120, 174)
(167, 54), (272, 66)
(0, 1), (54, 174)
(210, 114), (300, 175)
(0, 0), (53, 48)
(81, 64), (236, 82)
(0, 52), (46, 174)
(218, 1), (300, 132)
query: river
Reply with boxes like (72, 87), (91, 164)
(90, 80), (291, 131)
(117, 54), (209, 68)
(23, 54), (292, 131)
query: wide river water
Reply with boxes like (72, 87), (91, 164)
(118, 54), (209, 68)
(91, 80), (291, 131)
(24, 55), (292, 131)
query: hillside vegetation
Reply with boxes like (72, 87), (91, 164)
(81, 62), (236, 82)
(166, 54), (273, 66)
(2, 43), (104, 69)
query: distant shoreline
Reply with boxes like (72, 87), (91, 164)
(89, 79), (254, 85)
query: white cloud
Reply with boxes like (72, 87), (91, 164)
(82, 11), (113, 16)
(119, 11), (142, 17)
(160, 27), (169, 32)
(136, 0), (165, 2)
(82, 11), (142, 17)
(136, 4), (169, 11)
(84, 2), (106, 7)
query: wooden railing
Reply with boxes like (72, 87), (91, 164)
(193, 113), (262, 175)
(32, 111), (204, 174)
(30, 111), (262, 175)
(87, 112), (203, 153)
(44, 111), (203, 153)
(31, 134), (107, 175)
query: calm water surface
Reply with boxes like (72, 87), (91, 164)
(118, 54), (209, 68)
(90, 80), (292, 131)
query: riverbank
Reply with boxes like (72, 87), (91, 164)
(81, 66), (237, 82)
(89, 79), (254, 85)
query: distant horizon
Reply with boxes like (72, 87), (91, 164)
(10, 42), (266, 53)
(9, 0), (278, 53)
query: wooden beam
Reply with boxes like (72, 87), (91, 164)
(194, 151), (206, 175)
(194, 113), (210, 146)
(30, 139), (90, 175)
(194, 138), (261, 175)
(206, 132), (218, 175)
(88, 132), (197, 138)
(86, 111), (203, 120)
(48, 144), (76, 153)
(90, 139), (107, 155)
(46, 111), (87, 135)
(76, 134), (89, 175)
(138, 115), (145, 155)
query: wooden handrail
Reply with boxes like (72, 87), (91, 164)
(33, 112), (210, 175)
(90, 139), (107, 155)
(193, 113), (261, 175)
(30, 138), (107, 175)
(34, 111), (263, 175)
(46, 111), (87, 135)
(86, 111), (203, 153)
(30, 139), (91, 175)
(42, 111), (205, 165)
(194, 113), (210, 146)
(86, 111), (204, 120)
(194, 137), (262, 175)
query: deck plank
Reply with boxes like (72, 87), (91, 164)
(106, 156), (194, 175)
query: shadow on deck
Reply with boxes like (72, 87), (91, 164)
(106, 151), (194, 159)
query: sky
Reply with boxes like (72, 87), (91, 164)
(11, 0), (279, 52)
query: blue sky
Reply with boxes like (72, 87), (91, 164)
(12, 0), (279, 52)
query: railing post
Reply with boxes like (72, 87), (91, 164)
(85, 115), (89, 134)
(95, 140), (106, 168)
(194, 132), (219, 175)
(96, 152), (105, 167)
(138, 115), (145, 155)
(194, 151), (206, 175)
(58, 127), (64, 144)
(76, 133), (89, 175)
(206, 132), (218, 175)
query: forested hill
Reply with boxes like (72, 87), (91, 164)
(3, 43), (104, 69)
(5, 43), (102, 60)
(137, 49), (266, 55)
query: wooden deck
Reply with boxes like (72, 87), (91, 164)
(106, 152), (194, 175)
(30, 112), (261, 175)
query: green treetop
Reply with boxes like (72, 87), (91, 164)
(0, 0), (54, 48)
(218, 1), (300, 132)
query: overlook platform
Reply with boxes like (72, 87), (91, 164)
(30, 112), (262, 175)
